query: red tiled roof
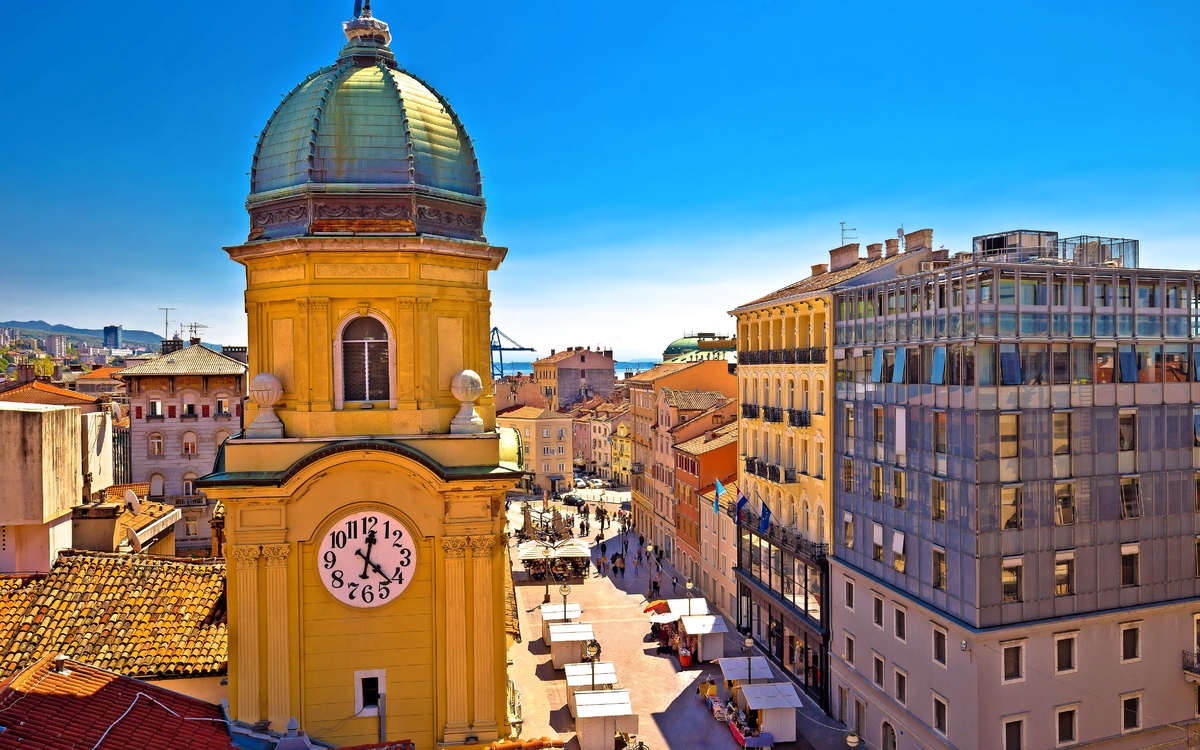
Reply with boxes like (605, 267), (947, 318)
(0, 381), (98, 406)
(102, 483), (151, 503)
(338, 743), (416, 750)
(532, 350), (580, 366)
(625, 361), (701, 383)
(0, 551), (226, 680)
(0, 654), (236, 750)
(496, 405), (555, 420)
(676, 421), (739, 455)
(662, 389), (729, 412)
(77, 366), (124, 380)
(732, 251), (915, 312)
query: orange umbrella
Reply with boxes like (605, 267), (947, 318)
(643, 600), (669, 614)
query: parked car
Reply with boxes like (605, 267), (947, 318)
(589, 478), (606, 488)
(574, 478), (588, 489)
(561, 493), (582, 507)
(620, 500), (631, 512)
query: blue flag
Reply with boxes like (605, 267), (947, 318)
(735, 492), (748, 525)
(714, 479), (726, 514)
(759, 499), (771, 533)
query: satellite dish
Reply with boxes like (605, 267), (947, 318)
(125, 489), (141, 515)
(110, 402), (123, 421)
(125, 526), (142, 553)
(896, 227), (905, 239)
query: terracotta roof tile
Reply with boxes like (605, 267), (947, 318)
(0, 551), (226, 680)
(0, 381), (98, 406)
(0, 654), (236, 750)
(625, 361), (702, 383)
(118, 346), (246, 377)
(102, 483), (150, 503)
(496, 405), (555, 420)
(662, 389), (729, 412)
(676, 422), (739, 455)
(77, 366), (124, 381)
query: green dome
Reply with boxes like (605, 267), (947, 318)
(663, 337), (701, 358)
(245, 5), (485, 242)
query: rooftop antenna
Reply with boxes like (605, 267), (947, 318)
(157, 308), (176, 341)
(840, 222), (857, 246)
(186, 322), (210, 340)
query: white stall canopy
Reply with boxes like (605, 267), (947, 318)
(679, 615), (729, 662)
(575, 689), (637, 750)
(564, 661), (618, 717)
(717, 656), (774, 684)
(549, 622), (596, 669)
(666, 598), (709, 617)
(541, 602), (584, 645)
(739, 682), (803, 743)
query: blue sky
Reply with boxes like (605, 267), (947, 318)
(0, 0), (1196, 359)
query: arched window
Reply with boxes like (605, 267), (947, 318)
(802, 500), (811, 539)
(752, 378), (759, 406)
(816, 505), (826, 544)
(182, 473), (198, 496)
(182, 431), (198, 455)
(787, 379), (795, 409)
(215, 430), (231, 447)
(774, 379), (782, 408)
(149, 474), (165, 498)
(800, 378), (810, 411)
(149, 433), (163, 456)
(333, 314), (396, 409)
(815, 380), (825, 414)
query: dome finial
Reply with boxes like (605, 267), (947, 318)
(341, 0), (393, 61)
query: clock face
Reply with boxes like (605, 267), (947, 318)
(316, 509), (417, 608)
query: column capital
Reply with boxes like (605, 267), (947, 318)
(468, 535), (495, 556)
(442, 536), (468, 559)
(231, 545), (261, 570)
(262, 544), (291, 568)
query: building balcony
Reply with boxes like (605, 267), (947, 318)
(741, 403), (760, 420)
(631, 462), (644, 474)
(788, 409), (812, 427)
(1184, 651), (1200, 683)
(170, 495), (207, 507)
(784, 468), (797, 483)
(737, 347), (828, 366)
(762, 406), (784, 423)
(738, 507), (828, 562)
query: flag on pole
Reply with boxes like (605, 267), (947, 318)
(759, 500), (772, 534)
(735, 492), (748, 525)
(714, 479), (726, 514)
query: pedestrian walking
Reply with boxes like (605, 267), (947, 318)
(638, 534), (645, 548)
(651, 577), (661, 598)
(599, 554), (608, 577)
(633, 556), (640, 576)
(671, 576), (678, 594)
(622, 538), (628, 554)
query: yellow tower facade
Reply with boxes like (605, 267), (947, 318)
(198, 6), (519, 748)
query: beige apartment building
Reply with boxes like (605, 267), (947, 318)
(497, 405), (573, 495)
(627, 360), (736, 553)
(532, 346), (616, 411)
(591, 405), (629, 482)
(612, 420), (633, 486)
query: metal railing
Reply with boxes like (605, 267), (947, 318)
(763, 406), (784, 423)
(631, 462), (644, 474)
(1183, 650), (1200, 677)
(738, 347), (828, 366)
(170, 495), (207, 507)
(784, 468), (797, 483)
(741, 403), (760, 419)
(787, 409), (812, 427)
(739, 507), (829, 561)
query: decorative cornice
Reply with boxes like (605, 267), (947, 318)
(417, 298), (432, 310)
(252, 205), (308, 228)
(262, 544), (291, 567)
(417, 205), (480, 230)
(231, 545), (261, 569)
(397, 298), (416, 310)
(297, 298), (310, 312)
(468, 535), (495, 556)
(315, 203), (413, 220)
(311, 298), (329, 311)
(443, 536), (468, 559)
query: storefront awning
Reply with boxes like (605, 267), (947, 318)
(547, 474), (565, 481)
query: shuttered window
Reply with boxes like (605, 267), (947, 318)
(342, 317), (390, 402)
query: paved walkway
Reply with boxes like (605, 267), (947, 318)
(505, 507), (850, 750)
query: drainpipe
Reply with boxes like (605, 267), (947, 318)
(378, 692), (387, 742)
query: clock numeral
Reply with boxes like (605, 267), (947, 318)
(362, 516), (378, 534)
(391, 528), (405, 548)
(330, 570), (345, 588)
(379, 583), (390, 600)
(348, 582), (359, 600)
(383, 520), (390, 540)
(392, 567), (405, 585)
(329, 530), (347, 549)
(323, 551), (337, 569)
(345, 519), (358, 539)
(361, 584), (374, 604)
(398, 547), (412, 567)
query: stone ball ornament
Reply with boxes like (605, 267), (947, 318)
(249, 372), (284, 407)
(450, 369), (484, 434)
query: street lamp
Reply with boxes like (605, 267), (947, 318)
(585, 639), (601, 690)
(845, 731), (860, 747)
(559, 584), (571, 615)
(685, 579), (694, 615)
(542, 546), (552, 604)
(645, 545), (655, 596)
(744, 635), (755, 689)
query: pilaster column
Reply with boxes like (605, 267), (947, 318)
(295, 300), (311, 412)
(417, 298), (434, 407)
(262, 543), (291, 730)
(469, 535), (497, 729)
(310, 299), (331, 410)
(443, 536), (469, 735)
(231, 544), (262, 723)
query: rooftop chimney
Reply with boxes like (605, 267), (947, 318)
(550, 349), (556, 356)
(222, 346), (249, 364)
(885, 238), (900, 256)
(16, 363), (35, 384)
(811, 263), (828, 276)
(904, 228), (934, 253)
(603, 349), (613, 359)
(829, 243), (861, 272)
(161, 337), (184, 355)
(866, 243), (883, 261)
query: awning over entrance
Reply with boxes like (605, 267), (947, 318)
(547, 474), (565, 481)
(517, 539), (592, 560)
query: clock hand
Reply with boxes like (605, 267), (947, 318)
(356, 530), (378, 580)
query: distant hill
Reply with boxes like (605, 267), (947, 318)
(0, 320), (163, 348)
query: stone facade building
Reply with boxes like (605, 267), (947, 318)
(496, 406), (573, 495)
(830, 229), (1200, 749)
(120, 342), (246, 553)
(532, 347), (616, 411)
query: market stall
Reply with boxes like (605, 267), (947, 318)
(737, 682), (803, 744)
(717, 656), (775, 694)
(548, 622), (595, 669)
(679, 615), (729, 663)
(518, 540), (592, 581)
(574, 689), (637, 750)
(666, 597), (709, 618)
(540, 603), (583, 646)
(564, 660), (618, 716)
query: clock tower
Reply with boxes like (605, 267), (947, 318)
(197, 4), (520, 747)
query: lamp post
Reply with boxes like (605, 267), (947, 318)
(744, 634), (755, 688)
(685, 579), (694, 615)
(542, 546), (552, 604)
(559, 584), (571, 615)
(585, 639), (601, 690)
(645, 544), (655, 596)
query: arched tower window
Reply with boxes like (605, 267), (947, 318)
(333, 314), (397, 409)
(149, 474), (165, 498)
